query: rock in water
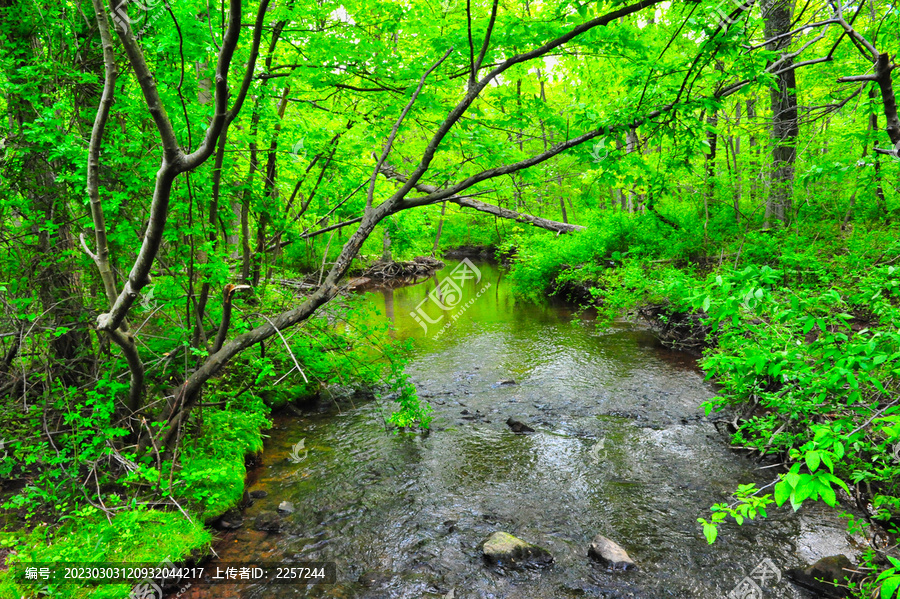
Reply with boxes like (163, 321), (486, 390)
(481, 531), (553, 567)
(787, 555), (855, 597)
(506, 417), (535, 433)
(253, 511), (282, 532)
(216, 509), (244, 530)
(277, 500), (295, 514)
(498, 379), (517, 386)
(588, 535), (636, 570)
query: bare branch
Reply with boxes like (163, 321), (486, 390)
(99, 0), (247, 334)
(367, 47), (454, 210)
(87, 0), (120, 308)
(226, 0), (272, 123)
(182, 0), (254, 170)
(107, 0), (181, 162)
(473, 0), (499, 76)
(838, 74), (878, 82)
(211, 284), (250, 354)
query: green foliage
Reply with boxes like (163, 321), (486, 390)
(873, 557), (900, 599)
(507, 211), (705, 302)
(175, 405), (270, 520)
(1, 377), (130, 520)
(0, 508), (211, 599)
(381, 350), (432, 430)
(698, 483), (771, 544)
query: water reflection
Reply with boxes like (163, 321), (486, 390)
(185, 260), (855, 599)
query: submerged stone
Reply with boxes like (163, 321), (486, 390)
(481, 531), (553, 567)
(216, 509), (243, 530)
(506, 417), (535, 433)
(253, 511), (282, 532)
(588, 535), (636, 570)
(277, 500), (295, 514)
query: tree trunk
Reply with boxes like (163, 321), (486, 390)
(705, 109), (719, 235)
(1, 0), (91, 384)
(764, 0), (798, 226)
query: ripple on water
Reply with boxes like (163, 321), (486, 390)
(190, 261), (858, 599)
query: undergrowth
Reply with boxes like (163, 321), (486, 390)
(508, 210), (900, 597)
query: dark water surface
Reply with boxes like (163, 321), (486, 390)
(189, 260), (856, 599)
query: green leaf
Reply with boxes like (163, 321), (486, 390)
(833, 441), (845, 459)
(803, 318), (815, 335)
(784, 470), (801, 488)
(805, 451), (820, 473)
(774, 481), (791, 506)
(880, 575), (900, 599)
(819, 483), (837, 507)
(701, 521), (717, 544)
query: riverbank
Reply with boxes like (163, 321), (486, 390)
(505, 212), (900, 596)
(0, 290), (417, 598)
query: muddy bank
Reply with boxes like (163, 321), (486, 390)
(442, 245), (497, 259)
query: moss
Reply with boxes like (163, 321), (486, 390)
(174, 405), (270, 521)
(0, 404), (271, 598)
(0, 509), (211, 598)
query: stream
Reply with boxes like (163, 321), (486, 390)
(185, 259), (858, 599)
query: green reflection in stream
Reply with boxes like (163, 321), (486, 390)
(190, 260), (851, 599)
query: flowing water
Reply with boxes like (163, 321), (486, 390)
(186, 260), (857, 599)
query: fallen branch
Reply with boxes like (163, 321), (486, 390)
(380, 165), (584, 234)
